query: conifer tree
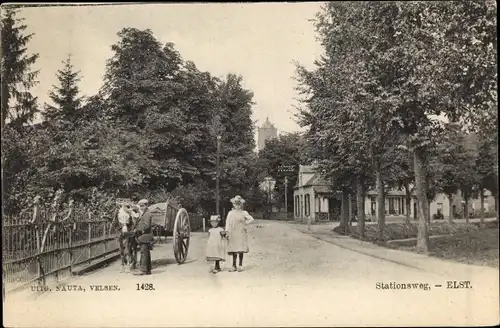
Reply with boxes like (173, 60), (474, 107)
(1, 7), (39, 130)
(44, 54), (83, 122)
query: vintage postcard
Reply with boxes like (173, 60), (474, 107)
(2, 2), (499, 327)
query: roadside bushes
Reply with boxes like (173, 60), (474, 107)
(334, 222), (488, 242)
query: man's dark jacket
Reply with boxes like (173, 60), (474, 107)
(136, 208), (154, 244)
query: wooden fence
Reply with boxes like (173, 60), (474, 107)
(3, 220), (120, 294)
(3, 208), (204, 294)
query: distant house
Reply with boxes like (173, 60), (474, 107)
(293, 165), (341, 223)
(293, 164), (496, 223)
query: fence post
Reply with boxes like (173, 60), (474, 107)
(103, 222), (107, 253)
(35, 225), (41, 280)
(32, 198), (42, 282)
(69, 224), (73, 275)
(88, 223), (92, 265)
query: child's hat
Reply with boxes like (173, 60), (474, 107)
(209, 215), (221, 222)
(230, 195), (245, 204)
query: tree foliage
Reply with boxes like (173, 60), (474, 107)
(1, 8), (39, 130)
(257, 132), (310, 212)
(43, 54), (84, 122)
(3, 25), (264, 216)
(295, 1), (497, 250)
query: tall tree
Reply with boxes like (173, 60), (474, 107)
(295, 2), (402, 238)
(216, 73), (258, 212)
(432, 124), (477, 223)
(1, 7), (39, 130)
(101, 28), (259, 212)
(296, 1), (496, 252)
(474, 102), (498, 222)
(43, 54), (84, 122)
(257, 132), (309, 213)
(102, 28), (190, 189)
(1, 7), (39, 222)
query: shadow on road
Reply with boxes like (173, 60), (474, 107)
(151, 258), (197, 269)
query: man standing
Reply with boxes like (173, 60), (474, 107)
(133, 199), (153, 275)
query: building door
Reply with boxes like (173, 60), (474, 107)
(329, 198), (342, 221)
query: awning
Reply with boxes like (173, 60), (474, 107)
(313, 186), (341, 198)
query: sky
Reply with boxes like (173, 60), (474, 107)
(18, 2), (325, 135)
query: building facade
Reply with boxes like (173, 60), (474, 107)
(257, 118), (278, 151)
(293, 165), (341, 223)
(293, 164), (496, 223)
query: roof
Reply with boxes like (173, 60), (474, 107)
(303, 173), (330, 187)
(366, 189), (414, 197)
(299, 164), (316, 174)
(293, 164), (330, 190)
(261, 117), (276, 129)
(313, 186), (340, 196)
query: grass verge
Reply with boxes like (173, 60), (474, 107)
(334, 221), (499, 268)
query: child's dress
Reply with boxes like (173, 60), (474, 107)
(206, 227), (226, 262)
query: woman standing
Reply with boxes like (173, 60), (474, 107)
(225, 195), (254, 272)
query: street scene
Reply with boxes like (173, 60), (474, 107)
(5, 220), (499, 327)
(2, 2), (499, 327)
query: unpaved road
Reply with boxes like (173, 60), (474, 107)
(4, 220), (499, 327)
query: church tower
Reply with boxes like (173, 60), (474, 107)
(258, 117), (278, 151)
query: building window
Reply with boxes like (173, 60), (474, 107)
(295, 196), (299, 216)
(305, 194), (310, 216)
(300, 195), (304, 216)
(437, 203), (443, 214)
(371, 197), (376, 215)
(294, 196), (297, 215)
(388, 197), (396, 215)
(318, 197), (321, 212)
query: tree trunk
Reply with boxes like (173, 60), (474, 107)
(447, 194), (454, 224)
(1, 76), (8, 131)
(1, 81), (6, 304)
(413, 147), (430, 253)
(495, 194), (499, 223)
(404, 182), (411, 225)
(375, 158), (385, 241)
(340, 188), (349, 235)
(464, 197), (469, 224)
(348, 193), (353, 226)
(480, 189), (485, 225)
(427, 200), (431, 223)
(356, 177), (366, 239)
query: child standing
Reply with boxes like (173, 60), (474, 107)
(206, 215), (227, 274)
(225, 195), (254, 272)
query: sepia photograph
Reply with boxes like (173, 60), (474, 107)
(1, 1), (498, 327)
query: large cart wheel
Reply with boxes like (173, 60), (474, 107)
(173, 208), (191, 264)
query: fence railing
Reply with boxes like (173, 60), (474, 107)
(189, 213), (203, 231)
(315, 212), (339, 221)
(3, 199), (208, 294)
(3, 220), (120, 294)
